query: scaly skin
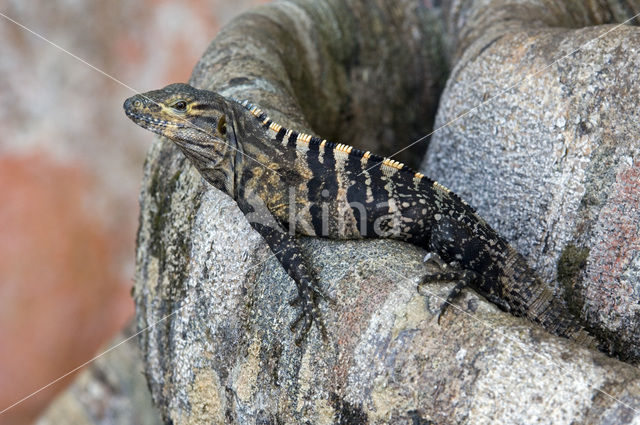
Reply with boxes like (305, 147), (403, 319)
(124, 83), (595, 348)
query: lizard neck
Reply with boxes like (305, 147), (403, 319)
(186, 106), (241, 196)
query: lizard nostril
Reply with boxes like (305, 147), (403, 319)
(133, 100), (142, 108)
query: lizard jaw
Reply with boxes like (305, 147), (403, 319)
(124, 107), (188, 138)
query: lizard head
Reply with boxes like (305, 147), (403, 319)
(124, 83), (235, 168)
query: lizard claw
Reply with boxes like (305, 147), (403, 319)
(290, 284), (334, 305)
(289, 301), (327, 345)
(289, 285), (334, 306)
(289, 283), (329, 344)
(311, 284), (336, 306)
(418, 269), (478, 323)
(423, 252), (447, 268)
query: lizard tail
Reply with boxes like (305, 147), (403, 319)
(500, 247), (599, 350)
(526, 287), (597, 349)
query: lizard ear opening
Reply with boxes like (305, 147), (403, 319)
(217, 115), (227, 136)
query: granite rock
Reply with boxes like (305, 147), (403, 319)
(424, 0), (640, 363)
(134, 0), (640, 423)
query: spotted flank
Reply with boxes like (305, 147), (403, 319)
(124, 83), (600, 350)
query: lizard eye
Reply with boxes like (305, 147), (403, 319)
(172, 101), (187, 111)
(217, 115), (227, 135)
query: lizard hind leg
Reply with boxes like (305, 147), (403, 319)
(418, 264), (478, 324)
(421, 216), (490, 323)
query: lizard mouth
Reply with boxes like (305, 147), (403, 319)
(124, 108), (188, 135)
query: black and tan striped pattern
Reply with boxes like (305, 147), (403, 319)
(242, 100), (429, 181)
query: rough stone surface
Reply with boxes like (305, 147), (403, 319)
(424, 0), (640, 363)
(133, 0), (640, 423)
(34, 323), (163, 425)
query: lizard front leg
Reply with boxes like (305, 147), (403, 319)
(250, 222), (328, 344)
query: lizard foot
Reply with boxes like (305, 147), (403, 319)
(289, 281), (335, 306)
(288, 282), (329, 345)
(418, 269), (478, 324)
(423, 252), (449, 269)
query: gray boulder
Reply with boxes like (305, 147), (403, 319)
(134, 0), (640, 423)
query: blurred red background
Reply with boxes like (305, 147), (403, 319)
(0, 1), (267, 423)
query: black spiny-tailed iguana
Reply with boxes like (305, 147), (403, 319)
(124, 83), (595, 348)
